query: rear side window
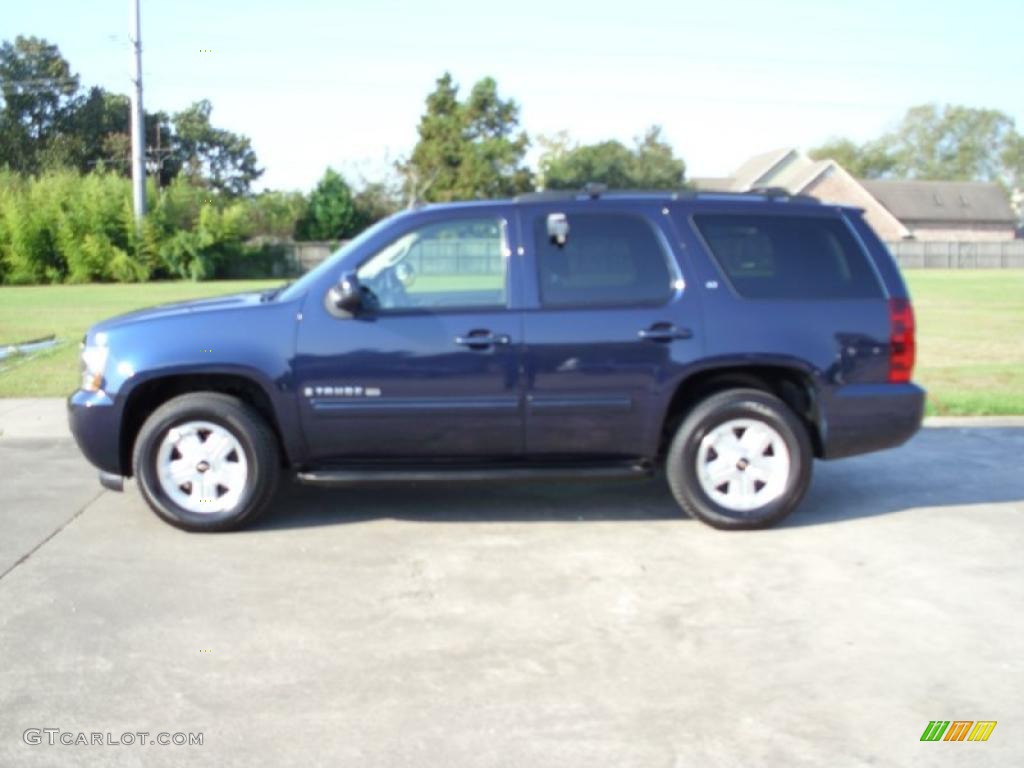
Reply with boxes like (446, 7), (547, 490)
(693, 214), (883, 299)
(533, 213), (673, 308)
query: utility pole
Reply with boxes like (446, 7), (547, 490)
(129, 0), (146, 224)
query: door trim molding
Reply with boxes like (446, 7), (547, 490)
(310, 396), (520, 414)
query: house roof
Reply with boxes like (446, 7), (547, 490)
(730, 148), (796, 189)
(766, 157), (834, 193)
(860, 180), (1016, 224)
(692, 148), (830, 194)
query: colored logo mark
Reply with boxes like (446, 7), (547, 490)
(920, 720), (997, 742)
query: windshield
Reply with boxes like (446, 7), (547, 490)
(276, 214), (400, 302)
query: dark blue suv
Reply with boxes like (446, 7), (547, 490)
(68, 189), (924, 532)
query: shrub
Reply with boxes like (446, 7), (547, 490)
(0, 169), (308, 283)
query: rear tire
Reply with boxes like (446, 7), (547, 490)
(665, 388), (812, 530)
(132, 392), (280, 532)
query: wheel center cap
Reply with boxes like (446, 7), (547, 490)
(196, 460), (211, 473)
(736, 458), (750, 471)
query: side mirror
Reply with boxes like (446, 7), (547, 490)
(547, 212), (569, 247)
(327, 272), (363, 316)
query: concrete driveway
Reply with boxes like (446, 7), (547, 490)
(1, 400), (1022, 767)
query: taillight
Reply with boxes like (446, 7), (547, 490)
(888, 298), (915, 383)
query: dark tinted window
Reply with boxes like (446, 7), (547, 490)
(693, 214), (883, 299)
(534, 213), (673, 308)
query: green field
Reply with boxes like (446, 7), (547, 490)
(903, 270), (1024, 415)
(1, 270), (1022, 414)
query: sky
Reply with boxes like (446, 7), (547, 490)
(5, 0), (1023, 192)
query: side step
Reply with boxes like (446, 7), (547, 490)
(296, 462), (652, 487)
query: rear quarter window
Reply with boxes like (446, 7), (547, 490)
(693, 214), (883, 299)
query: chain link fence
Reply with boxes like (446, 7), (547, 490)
(887, 240), (1024, 268)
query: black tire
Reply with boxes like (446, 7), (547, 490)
(665, 388), (812, 530)
(132, 392), (280, 532)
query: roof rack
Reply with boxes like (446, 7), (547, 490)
(514, 185), (821, 204)
(514, 182), (607, 202)
(513, 190), (584, 202)
(747, 186), (791, 197)
(680, 188), (821, 204)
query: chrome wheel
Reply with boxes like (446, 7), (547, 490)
(696, 418), (791, 513)
(155, 421), (248, 514)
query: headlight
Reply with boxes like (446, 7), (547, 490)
(80, 345), (109, 392)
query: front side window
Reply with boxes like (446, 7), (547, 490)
(357, 217), (507, 311)
(693, 214), (883, 300)
(533, 213), (674, 308)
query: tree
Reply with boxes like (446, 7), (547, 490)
(540, 126), (686, 190)
(171, 100), (262, 196)
(245, 190), (308, 240)
(352, 180), (401, 227)
(63, 87), (130, 171)
(808, 137), (895, 178)
(630, 126), (688, 188)
(295, 168), (360, 241)
(1003, 132), (1024, 189)
(0, 37), (255, 192)
(888, 104), (1017, 181)
(810, 104), (1024, 186)
(399, 73), (532, 203)
(541, 138), (635, 189)
(0, 35), (79, 172)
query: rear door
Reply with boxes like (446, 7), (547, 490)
(518, 203), (703, 459)
(676, 206), (891, 383)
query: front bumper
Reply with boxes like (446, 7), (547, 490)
(819, 382), (926, 459)
(67, 390), (124, 476)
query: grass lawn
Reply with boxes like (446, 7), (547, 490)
(903, 270), (1024, 415)
(1, 270), (1022, 414)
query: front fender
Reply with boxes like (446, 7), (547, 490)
(84, 298), (305, 472)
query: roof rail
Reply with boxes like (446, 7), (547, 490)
(514, 186), (822, 204)
(748, 186), (791, 197)
(515, 182), (607, 202)
(746, 186), (820, 203)
(513, 190), (583, 202)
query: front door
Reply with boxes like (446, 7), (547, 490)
(519, 204), (702, 459)
(294, 211), (523, 462)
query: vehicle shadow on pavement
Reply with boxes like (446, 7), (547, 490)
(789, 426), (1024, 527)
(251, 427), (1024, 531)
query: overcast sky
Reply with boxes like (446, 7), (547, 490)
(7, 0), (1024, 192)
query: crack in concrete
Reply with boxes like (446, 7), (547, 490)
(0, 489), (104, 584)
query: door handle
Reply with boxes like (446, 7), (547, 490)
(637, 325), (693, 342)
(455, 332), (511, 348)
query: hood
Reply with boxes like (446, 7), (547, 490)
(89, 291), (270, 337)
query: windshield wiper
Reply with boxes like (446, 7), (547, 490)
(260, 282), (292, 302)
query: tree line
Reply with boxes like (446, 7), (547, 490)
(1, 34), (1021, 284)
(809, 104), (1024, 189)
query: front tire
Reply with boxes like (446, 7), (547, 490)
(132, 393), (280, 532)
(665, 388), (812, 530)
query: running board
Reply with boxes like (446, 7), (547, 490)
(296, 462), (652, 486)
